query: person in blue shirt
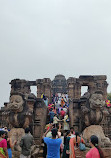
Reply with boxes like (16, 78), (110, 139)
(43, 125), (62, 158)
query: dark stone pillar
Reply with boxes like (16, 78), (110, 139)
(36, 79), (43, 98)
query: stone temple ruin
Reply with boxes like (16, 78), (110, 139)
(0, 74), (111, 157)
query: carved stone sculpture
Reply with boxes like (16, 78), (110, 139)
(81, 91), (108, 127)
(7, 92), (36, 128)
(3, 93), (36, 152)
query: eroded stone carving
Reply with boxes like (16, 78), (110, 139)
(82, 125), (111, 148)
(81, 91), (108, 127)
(7, 92), (36, 128)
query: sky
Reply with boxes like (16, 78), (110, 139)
(0, 0), (111, 107)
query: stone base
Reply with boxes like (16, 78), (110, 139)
(82, 125), (111, 147)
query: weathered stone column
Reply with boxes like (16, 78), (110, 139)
(67, 77), (76, 99)
(43, 78), (52, 100)
(36, 78), (52, 101)
(36, 79), (43, 98)
(93, 75), (108, 100)
(74, 79), (81, 99)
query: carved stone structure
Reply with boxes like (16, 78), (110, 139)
(82, 125), (111, 148)
(67, 75), (108, 100)
(0, 74), (110, 152)
(6, 92), (36, 129)
(52, 74), (67, 95)
(69, 90), (111, 140)
(3, 79), (47, 152)
(36, 78), (52, 100)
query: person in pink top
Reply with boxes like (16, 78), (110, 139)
(0, 130), (8, 158)
(86, 135), (105, 158)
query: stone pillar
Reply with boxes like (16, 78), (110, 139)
(87, 82), (96, 94)
(36, 78), (52, 101)
(67, 78), (81, 99)
(36, 79), (43, 98)
(33, 99), (47, 145)
(103, 81), (108, 100)
(74, 80), (81, 99)
(43, 78), (52, 100)
(94, 75), (108, 100)
(69, 99), (81, 132)
(67, 77), (76, 99)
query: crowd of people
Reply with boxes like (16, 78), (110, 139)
(42, 93), (105, 158)
(44, 93), (70, 131)
(43, 124), (105, 158)
(0, 127), (34, 158)
(0, 93), (105, 158)
(0, 128), (17, 158)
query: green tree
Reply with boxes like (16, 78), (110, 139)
(107, 93), (111, 102)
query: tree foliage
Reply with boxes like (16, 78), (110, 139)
(107, 93), (111, 102)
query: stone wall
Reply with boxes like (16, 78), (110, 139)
(67, 75), (108, 100)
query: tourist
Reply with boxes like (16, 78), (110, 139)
(70, 132), (85, 158)
(70, 127), (75, 138)
(60, 132), (64, 157)
(60, 109), (65, 119)
(0, 130), (8, 158)
(53, 114), (61, 128)
(43, 125), (62, 158)
(52, 105), (57, 114)
(63, 114), (69, 130)
(61, 97), (65, 107)
(5, 131), (16, 158)
(44, 97), (48, 107)
(20, 127), (34, 158)
(48, 103), (53, 111)
(49, 108), (55, 123)
(58, 97), (61, 105)
(62, 130), (71, 158)
(55, 101), (60, 114)
(86, 135), (105, 158)
(43, 124), (55, 158)
(64, 96), (67, 104)
(63, 105), (68, 114)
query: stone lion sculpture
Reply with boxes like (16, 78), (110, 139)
(6, 92), (36, 128)
(81, 91), (109, 127)
(4, 92), (36, 152)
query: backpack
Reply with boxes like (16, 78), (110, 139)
(79, 137), (86, 151)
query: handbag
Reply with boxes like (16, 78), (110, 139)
(79, 137), (86, 151)
(66, 150), (70, 154)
